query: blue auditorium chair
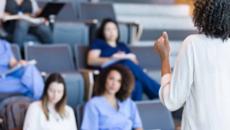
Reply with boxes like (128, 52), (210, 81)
(136, 100), (175, 130)
(24, 44), (85, 107)
(78, 2), (141, 44)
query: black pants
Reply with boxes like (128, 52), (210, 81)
(4, 20), (53, 47)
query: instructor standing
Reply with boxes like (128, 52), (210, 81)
(154, 0), (230, 130)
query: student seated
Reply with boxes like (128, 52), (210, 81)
(81, 65), (143, 130)
(87, 18), (160, 101)
(23, 73), (78, 130)
(0, 39), (44, 99)
(0, 0), (53, 46)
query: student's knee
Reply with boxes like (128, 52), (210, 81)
(15, 20), (30, 29)
(23, 64), (38, 72)
(37, 25), (53, 43)
(121, 60), (134, 66)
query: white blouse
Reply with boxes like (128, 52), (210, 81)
(23, 101), (78, 130)
(160, 34), (230, 130)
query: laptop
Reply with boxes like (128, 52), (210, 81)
(38, 2), (65, 19)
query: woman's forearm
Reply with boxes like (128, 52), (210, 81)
(2, 13), (21, 21)
(161, 56), (171, 76)
(87, 57), (113, 66)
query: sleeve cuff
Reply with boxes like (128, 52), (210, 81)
(159, 73), (172, 106)
(161, 73), (172, 87)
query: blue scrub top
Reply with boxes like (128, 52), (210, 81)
(0, 39), (14, 73)
(90, 39), (131, 58)
(81, 96), (143, 130)
(0, 39), (44, 99)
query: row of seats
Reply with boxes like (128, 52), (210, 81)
(37, 1), (193, 69)
(2, 1), (196, 61)
(11, 44), (162, 106)
(11, 44), (175, 130)
(37, 1), (138, 44)
(34, 1), (197, 45)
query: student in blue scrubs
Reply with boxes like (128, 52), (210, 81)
(81, 65), (143, 130)
(0, 39), (44, 99)
(87, 18), (160, 100)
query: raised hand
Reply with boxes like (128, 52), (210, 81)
(154, 32), (170, 61)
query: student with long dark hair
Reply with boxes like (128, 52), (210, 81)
(87, 18), (160, 101)
(23, 73), (77, 130)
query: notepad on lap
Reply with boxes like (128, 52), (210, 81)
(0, 60), (37, 78)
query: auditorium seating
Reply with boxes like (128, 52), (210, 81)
(75, 104), (84, 130)
(53, 22), (89, 46)
(24, 44), (75, 72)
(74, 45), (95, 101)
(0, 1), (197, 128)
(79, 3), (141, 44)
(11, 44), (21, 61)
(136, 100), (175, 130)
(24, 44), (85, 107)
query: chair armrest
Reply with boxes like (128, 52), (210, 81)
(118, 21), (143, 43)
(79, 19), (99, 25)
(79, 69), (95, 101)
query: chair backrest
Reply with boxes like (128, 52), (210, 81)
(11, 44), (21, 60)
(136, 100), (175, 130)
(0, 96), (32, 130)
(61, 73), (84, 107)
(53, 22), (89, 45)
(75, 104), (84, 130)
(24, 44), (75, 73)
(74, 45), (89, 69)
(37, 1), (78, 22)
(79, 3), (116, 21)
(130, 46), (161, 70)
(56, 2), (78, 22)
(79, 3), (132, 44)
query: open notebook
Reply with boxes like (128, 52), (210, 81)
(101, 59), (122, 68)
(0, 60), (37, 78)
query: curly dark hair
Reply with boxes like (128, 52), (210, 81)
(94, 65), (134, 101)
(96, 18), (120, 42)
(193, 0), (230, 40)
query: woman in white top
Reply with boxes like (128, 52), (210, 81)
(154, 0), (230, 130)
(23, 73), (77, 130)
